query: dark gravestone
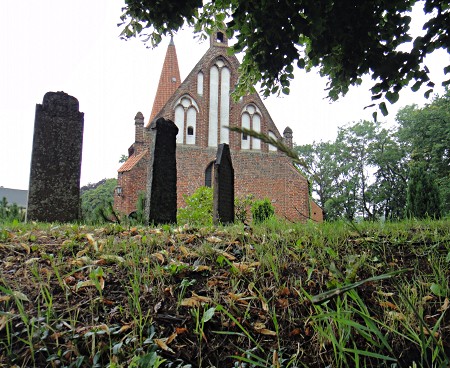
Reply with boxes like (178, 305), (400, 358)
(27, 91), (84, 222)
(145, 118), (178, 224)
(213, 143), (234, 224)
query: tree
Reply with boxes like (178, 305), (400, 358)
(120, 0), (449, 116)
(81, 178), (118, 223)
(406, 163), (441, 218)
(0, 197), (25, 222)
(368, 128), (409, 219)
(296, 120), (409, 221)
(396, 90), (450, 214)
(295, 141), (342, 220)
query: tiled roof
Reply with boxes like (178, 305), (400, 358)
(148, 37), (181, 125)
(118, 151), (146, 173)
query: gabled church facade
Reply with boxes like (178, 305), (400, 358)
(114, 31), (323, 223)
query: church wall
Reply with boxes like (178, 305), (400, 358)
(114, 34), (322, 222)
(176, 145), (310, 222)
(115, 155), (148, 216)
(310, 199), (324, 223)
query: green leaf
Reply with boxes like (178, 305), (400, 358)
(385, 91), (399, 104)
(411, 80), (422, 92)
(12, 291), (29, 302)
(202, 307), (216, 323)
(371, 93), (382, 100)
(379, 102), (388, 116)
(424, 88), (433, 99)
(311, 269), (410, 304)
(282, 87), (290, 95)
(430, 283), (445, 296)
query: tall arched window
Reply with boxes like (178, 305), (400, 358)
(241, 104), (262, 150)
(208, 59), (230, 147)
(174, 95), (198, 145)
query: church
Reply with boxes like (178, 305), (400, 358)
(114, 31), (323, 223)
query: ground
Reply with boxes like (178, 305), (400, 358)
(0, 219), (449, 367)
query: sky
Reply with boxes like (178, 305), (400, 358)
(1, 1), (447, 190)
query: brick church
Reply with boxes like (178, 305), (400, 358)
(114, 31), (323, 222)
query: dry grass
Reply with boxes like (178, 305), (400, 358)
(0, 218), (449, 367)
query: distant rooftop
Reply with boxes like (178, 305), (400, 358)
(0, 187), (28, 208)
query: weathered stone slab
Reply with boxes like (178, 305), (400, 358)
(27, 91), (84, 222)
(145, 118), (178, 224)
(213, 143), (234, 224)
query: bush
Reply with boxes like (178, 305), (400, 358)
(80, 178), (118, 224)
(177, 187), (213, 226)
(0, 197), (25, 222)
(234, 194), (255, 223)
(251, 198), (274, 223)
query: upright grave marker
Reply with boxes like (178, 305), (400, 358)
(27, 92), (84, 222)
(145, 118), (178, 224)
(213, 143), (234, 224)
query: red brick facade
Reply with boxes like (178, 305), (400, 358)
(114, 32), (323, 222)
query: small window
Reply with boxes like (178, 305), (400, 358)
(187, 126), (194, 136)
(217, 32), (224, 43)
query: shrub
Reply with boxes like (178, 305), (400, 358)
(251, 198), (274, 223)
(177, 187), (213, 226)
(234, 194), (255, 223)
(0, 197), (25, 222)
(406, 164), (441, 219)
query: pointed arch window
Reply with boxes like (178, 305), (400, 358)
(241, 104), (262, 150)
(174, 95), (199, 145)
(208, 58), (230, 147)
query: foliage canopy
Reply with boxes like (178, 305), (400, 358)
(295, 89), (449, 220)
(120, 0), (449, 116)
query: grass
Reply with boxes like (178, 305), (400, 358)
(0, 218), (449, 367)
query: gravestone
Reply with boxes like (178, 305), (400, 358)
(213, 143), (234, 224)
(145, 118), (178, 224)
(27, 91), (84, 222)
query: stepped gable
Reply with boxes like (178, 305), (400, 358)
(151, 33), (282, 143)
(148, 36), (181, 125)
(114, 30), (323, 222)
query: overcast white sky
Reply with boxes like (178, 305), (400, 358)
(1, 1), (447, 190)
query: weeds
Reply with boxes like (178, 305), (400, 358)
(0, 219), (449, 366)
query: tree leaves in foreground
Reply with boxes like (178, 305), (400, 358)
(119, 0), (449, 112)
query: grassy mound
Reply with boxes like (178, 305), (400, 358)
(1, 219), (449, 367)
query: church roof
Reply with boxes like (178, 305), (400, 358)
(118, 151), (146, 173)
(148, 37), (181, 125)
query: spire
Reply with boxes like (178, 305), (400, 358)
(148, 37), (181, 124)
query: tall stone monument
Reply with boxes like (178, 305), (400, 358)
(213, 143), (235, 224)
(27, 92), (84, 222)
(145, 118), (178, 224)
